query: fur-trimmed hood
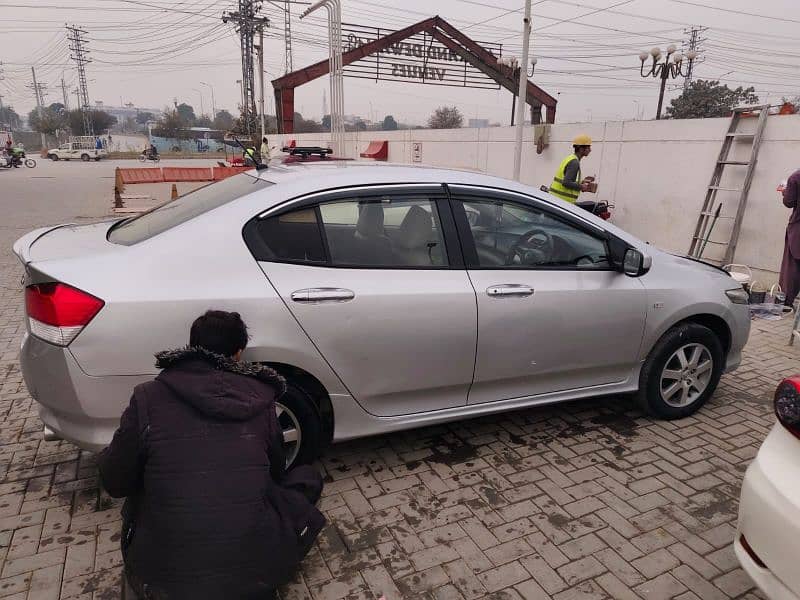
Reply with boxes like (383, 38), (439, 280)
(153, 346), (286, 421)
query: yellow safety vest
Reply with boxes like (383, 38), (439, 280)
(550, 153), (581, 203)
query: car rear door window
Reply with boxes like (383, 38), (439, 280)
(320, 196), (448, 267)
(460, 198), (610, 270)
(108, 174), (272, 245)
(248, 207), (327, 263)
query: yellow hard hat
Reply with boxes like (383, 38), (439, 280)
(572, 134), (592, 146)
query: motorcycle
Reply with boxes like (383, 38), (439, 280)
(2, 149), (36, 168)
(139, 152), (161, 163)
(575, 199), (613, 221)
(540, 185), (613, 220)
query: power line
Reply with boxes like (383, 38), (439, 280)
(668, 0), (800, 25)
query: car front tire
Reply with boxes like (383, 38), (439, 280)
(49, 154), (58, 161)
(637, 322), (724, 419)
(277, 383), (323, 467)
(81, 154), (90, 162)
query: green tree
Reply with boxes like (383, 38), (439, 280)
(212, 109), (235, 130)
(195, 115), (213, 128)
(0, 106), (22, 129)
(427, 105), (463, 129)
(665, 80), (759, 119)
(381, 115), (398, 131)
(152, 110), (190, 139)
(28, 107), (68, 136)
(136, 111), (155, 125)
(176, 103), (196, 124)
(321, 114), (331, 130)
(294, 112), (324, 133)
(354, 119), (367, 131)
(66, 110), (117, 135)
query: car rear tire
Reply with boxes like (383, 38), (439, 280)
(276, 383), (323, 467)
(81, 154), (90, 162)
(94, 157), (101, 161)
(637, 322), (724, 419)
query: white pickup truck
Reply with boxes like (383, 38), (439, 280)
(47, 142), (108, 162)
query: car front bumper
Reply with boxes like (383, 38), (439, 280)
(20, 331), (149, 452)
(736, 424), (800, 599)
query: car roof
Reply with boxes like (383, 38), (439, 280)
(255, 160), (525, 190)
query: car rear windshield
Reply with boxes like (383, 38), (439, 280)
(108, 173), (272, 245)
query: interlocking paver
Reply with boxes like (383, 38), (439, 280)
(2, 166), (792, 599)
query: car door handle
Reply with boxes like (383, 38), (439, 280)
(291, 288), (355, 303)
(486, 284), (534, 298)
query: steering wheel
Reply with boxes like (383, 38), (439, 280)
(505, 228), (554, 266)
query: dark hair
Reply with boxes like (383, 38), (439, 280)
(189, 310), (249, 357)
(573, 144), (590, 152)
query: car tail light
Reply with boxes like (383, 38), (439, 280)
(25, 283), (104, 346)
(774, 377), (800, 440)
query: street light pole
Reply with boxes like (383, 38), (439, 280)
(200, 81), (216, 119)
(192, 88), (205, 117)
(513, 0), (532, 182)
(638, 45), (697, 119)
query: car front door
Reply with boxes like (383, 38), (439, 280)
(246, 185), (477, 417)
(450, 186), (647, 405)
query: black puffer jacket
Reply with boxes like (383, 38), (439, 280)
(98, 347), (325, 599)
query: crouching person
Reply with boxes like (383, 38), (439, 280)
(98, 310), (325, 599)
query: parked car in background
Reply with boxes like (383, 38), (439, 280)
(13, 164), (751, 465)
(735, 376), (800, 600)
(47, 137), (107, 162)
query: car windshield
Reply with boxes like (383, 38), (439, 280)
(108, 173), (272, 245)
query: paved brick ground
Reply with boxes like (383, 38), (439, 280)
(1, 164), (799, 599)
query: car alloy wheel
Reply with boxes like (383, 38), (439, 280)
(659, 343), (713, 408)
(275, 401), (302, 467)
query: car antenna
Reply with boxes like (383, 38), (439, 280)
(231, 135), (268, 171)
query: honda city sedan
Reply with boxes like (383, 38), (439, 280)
(13, 163), (750, 464)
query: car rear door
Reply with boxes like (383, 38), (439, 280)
(449, 185), (647, 405)
(244, 184), (477, 417)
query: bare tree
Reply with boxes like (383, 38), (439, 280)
(427, 106), (463, 129)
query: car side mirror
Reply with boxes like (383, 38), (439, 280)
(623, 248), (651, 277)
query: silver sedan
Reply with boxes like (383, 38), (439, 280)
(13, 164), (750, 465)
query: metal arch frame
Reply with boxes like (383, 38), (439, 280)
(272, 15), (557, 134)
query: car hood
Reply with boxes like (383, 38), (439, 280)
(14, 221), (121, 265)
(668, 252), (735, 279)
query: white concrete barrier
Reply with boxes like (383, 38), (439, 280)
(279, 115), (800, 283)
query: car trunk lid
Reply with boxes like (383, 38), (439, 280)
(13, 221), (120, 266)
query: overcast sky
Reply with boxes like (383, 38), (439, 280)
(1, 0), (798, 126)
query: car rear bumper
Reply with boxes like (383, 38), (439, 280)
(735, 424), (800, 599)
(20, 331), (149, 452)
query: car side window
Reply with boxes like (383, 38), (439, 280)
(460, 198), (610, 270)
(319, 196), (448, 267)
(250, 207), (327, 263)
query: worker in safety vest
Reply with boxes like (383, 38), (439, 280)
(243, 144), (257, 167)
(550, 134), (594, 203)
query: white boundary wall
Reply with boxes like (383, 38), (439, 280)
(277, 114), (800, 283)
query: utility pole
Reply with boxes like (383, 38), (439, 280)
(682, 26), (707, 91)
(61, 77), (69, 111)
(223, 1), (269, 139)
(257, 27), (266, 139)
(66, 25), (94, 136)
(513, 0), (532, 182)
(284, 0), (293, 74)
(29, 67), (48, 149)
(0, 63), (5, 114)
